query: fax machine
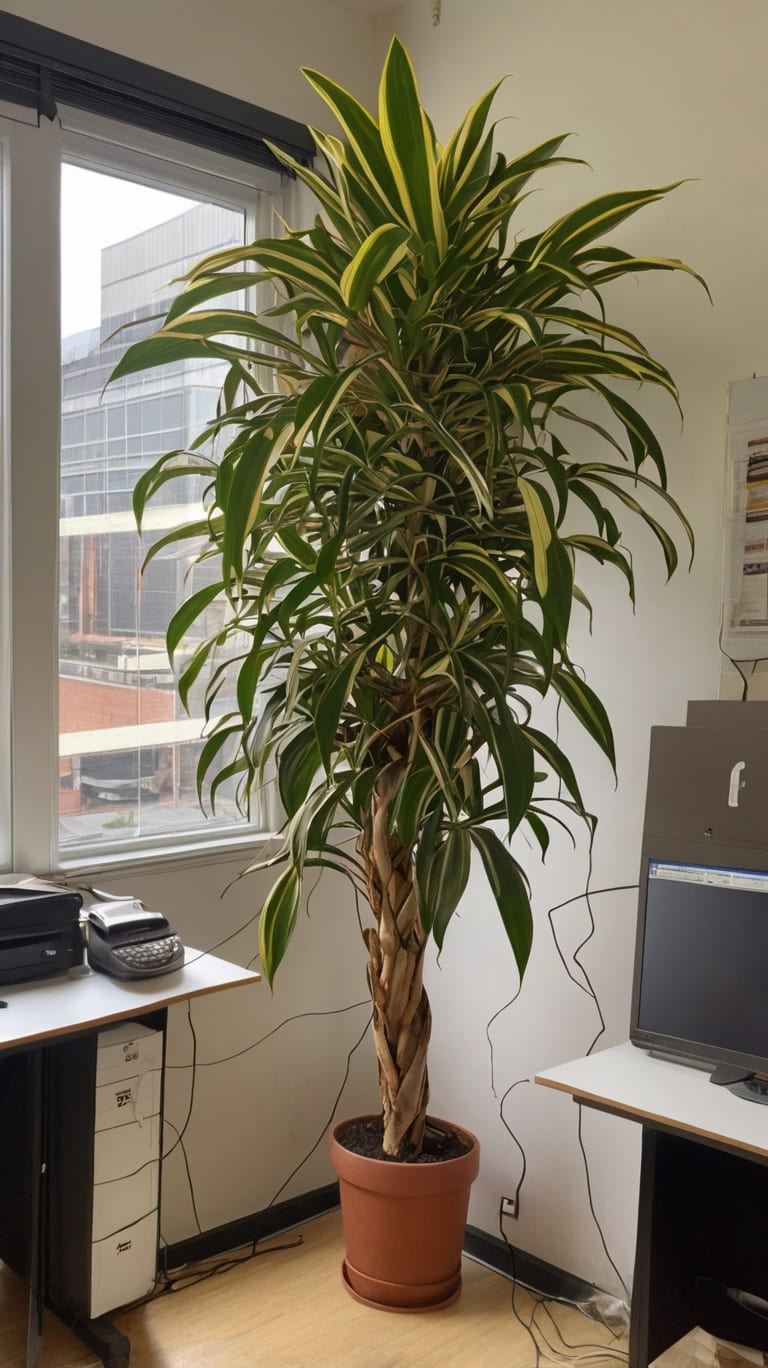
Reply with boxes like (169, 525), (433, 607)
(0, 881), (84, 985)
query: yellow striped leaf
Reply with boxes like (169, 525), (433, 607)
(341, 223), (411, 312)
(378, 37), (448, 257)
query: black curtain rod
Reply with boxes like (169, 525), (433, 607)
(0, 10), (315, 174)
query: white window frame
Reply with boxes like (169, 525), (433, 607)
(2, 105), (293, 876)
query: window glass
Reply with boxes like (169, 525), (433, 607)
(58, 163), (255, 852)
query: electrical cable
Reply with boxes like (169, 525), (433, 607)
(161, 999), (198, 1162)
(533, 1297), (628, 1362)
(264, 1007), (372, 1211)
(486, 975), (524, 1098)
(487, 859), (639, 1353)
(154, 996), (372, 1293)
(717, 611), (768, 701)
(496, 1194), (628, 1366)
(163, 1118), (202, 1235)
(576, 1102), (630, 1303)
(497, 1204), (542, 1368)
(161, 998), (371, 1071)
(113, 1232), (305, 1312)
(498, 1076), (529, 1217)
(99, 997), (372, 1312)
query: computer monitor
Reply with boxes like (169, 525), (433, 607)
(630, 842), (768, 1091)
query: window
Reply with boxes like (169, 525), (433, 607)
(1, 87), (302, 871)
(57, 155), (256, 856)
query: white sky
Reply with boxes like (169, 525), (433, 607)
(61, 164), (197, 337)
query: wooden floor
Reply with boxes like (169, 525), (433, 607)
(1, 1210), (632, 1368)
(1, 1210), (747, 1367)
(6, 1213), (743, 1368)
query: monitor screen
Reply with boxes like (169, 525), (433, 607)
(631, 856), (768, 1075)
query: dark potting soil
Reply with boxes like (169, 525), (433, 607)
(336, 1117), (472, 1163)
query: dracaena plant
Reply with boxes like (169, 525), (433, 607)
(111, 37), (703, 1159)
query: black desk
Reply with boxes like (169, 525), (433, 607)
(0, 951), (260, 1368)
(536, 1042), (768, 1366)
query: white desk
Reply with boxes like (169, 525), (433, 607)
(536, 1043), (768, 1365)
(0, 950), (260, 1368)
(0, 947), (260, 1051)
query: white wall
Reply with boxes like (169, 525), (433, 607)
(381, 0), (761, 1295)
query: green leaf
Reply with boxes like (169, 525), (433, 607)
(426, 827), (472, 950)
(552, 667), (616, 771)
(301, 66), (405, 223)
(315, 649), (365, 771)
(565, 534), (635, 601)
(378, 37), (447, 257)
(164, 271), (265, 323)
(524, 810), (551, 859)
(278, 725), (322, 815)
(438, 81), (503, 212)
(518, 477), (553, 596)
(259, 867), (302, 988)
(580, 466), (691, 576)
(251, 240), (349, 312)
(532, 184), (682, 263)
(341, 223), (411, 312)
(220, 425), (293, 588)
(471, 709), (534, 841)
(494, 382), (535, 440)
(392, 756), (437, 847)
(177, 636), (218, 714)
(542, 534), (574, 647)
(166, 582), (224, 662)
(133, 451), (214, 533)
(451, 547), (520, 635)
(521, 725), (587, 814)
(195, 722), (242, 805)
(470, 827), (533, 978)
(414, 804), (443, 936)
(111, 333), (220, 383)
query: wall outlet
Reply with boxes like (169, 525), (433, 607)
(501, 1195), (518, 1219)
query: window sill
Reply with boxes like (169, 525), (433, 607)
(53, 828), (282, 880)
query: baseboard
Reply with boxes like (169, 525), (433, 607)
(163, 1182), (340, 1269)
(165, 1187), (595, 1309)
(463, 1225), (597, 1305)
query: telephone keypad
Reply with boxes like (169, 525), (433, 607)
(112, 935), (183, 972)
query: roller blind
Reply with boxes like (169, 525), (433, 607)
(0, 9), (314, 173)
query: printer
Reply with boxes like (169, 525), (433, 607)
(0, 880), (84, 985)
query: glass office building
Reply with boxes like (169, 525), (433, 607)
(58, 194), (249, 849)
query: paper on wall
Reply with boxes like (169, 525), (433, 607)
(722, 375), (768, 661)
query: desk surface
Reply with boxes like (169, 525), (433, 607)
(536, 1041), (768, 1161)
(0, 948), (260, 1051)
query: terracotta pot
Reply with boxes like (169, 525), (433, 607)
(329, 1114), (480, 1313)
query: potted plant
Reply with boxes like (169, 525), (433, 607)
(111, 37), (703, 1311)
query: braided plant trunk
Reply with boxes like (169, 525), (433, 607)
(360, 762), (432, 1159)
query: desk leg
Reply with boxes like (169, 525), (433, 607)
(630, 1128), (700, 1368)
(25, 1048), (45, 1368)
(45, 1304), (130, 1368)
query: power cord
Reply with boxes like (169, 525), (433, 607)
(487, 863), (639, 1357)
(717, 612), (768, 701)
(576, 1102), (630, 1304)
(496, 1196), (628, 1367)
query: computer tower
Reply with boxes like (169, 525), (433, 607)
(45, 1018), (165, 1319)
